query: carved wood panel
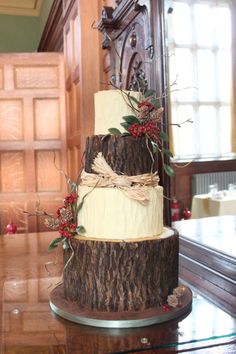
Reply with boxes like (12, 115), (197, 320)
(98, 1), (154, 90)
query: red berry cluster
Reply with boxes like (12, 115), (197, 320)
(138, 100), (155, 111)
(59, 222), (77, 238)
(128, 122), (160, 141)
(55, 192), (79, 237)
(162, 304), (171, 312)
(143, 122), (160, 141)
(128, 123), (143, 137)
(64, 193), (78, 205)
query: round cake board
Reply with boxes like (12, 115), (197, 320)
(49, 284), (192, 329)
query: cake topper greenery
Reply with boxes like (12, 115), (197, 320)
(107, 56), (193, 177)
(108, 76), (175, 177)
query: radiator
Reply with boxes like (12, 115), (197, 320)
(192, 171), (236, 195)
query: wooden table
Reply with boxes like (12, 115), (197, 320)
(0, 231), (236, 353)
(191, 193), (236, 218)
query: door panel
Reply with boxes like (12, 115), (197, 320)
(0, 53), (67, 234)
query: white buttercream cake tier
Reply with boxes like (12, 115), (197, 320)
(77, 185), (163, 239)
(94, 90), (141, 134)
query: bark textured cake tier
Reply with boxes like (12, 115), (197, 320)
(84, 135), (158, 175)
(64, 229), (179, 312)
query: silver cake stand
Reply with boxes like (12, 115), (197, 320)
(49, 284), (192, 328)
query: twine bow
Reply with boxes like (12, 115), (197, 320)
(81, 152), (159, 205)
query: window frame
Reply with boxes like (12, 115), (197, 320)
(167, 0), (235, 162)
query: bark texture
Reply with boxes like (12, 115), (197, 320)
(63, 231), (179, 312)
(84, 135), (158, 175)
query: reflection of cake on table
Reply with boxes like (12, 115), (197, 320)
(50, 90), (192, 327)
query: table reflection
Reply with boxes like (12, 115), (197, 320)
(1, 278), (236, 353)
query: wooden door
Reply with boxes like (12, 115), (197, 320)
(0, 53), (67, 234)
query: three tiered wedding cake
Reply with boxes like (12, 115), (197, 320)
(49, 89), (192, 327)
(63, 90), (179, 310)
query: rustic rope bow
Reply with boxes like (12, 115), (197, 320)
(80, 152), (159, 205)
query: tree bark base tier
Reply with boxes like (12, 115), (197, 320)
(63, 228), (179, 312)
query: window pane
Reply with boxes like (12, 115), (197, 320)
(217, 50), (232, 102)
(215, 7), (231, 49)
(170, 48), (195, 101)
(195, 4), (213, 46)
(219, 106), (231, 153)
(172, 105), (195, 157)
(173, 2), (192, 45)
(197, 50), (216, 101)
(199, 105), (218, 156)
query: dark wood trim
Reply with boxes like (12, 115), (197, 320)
(180, 254), (235, 301)
(179, 264), (236, 316)
(179, 236), (236, 282)
(62, 0), (77, 26)
(38, 0), (63, 52)
(152, 0), (171, 225)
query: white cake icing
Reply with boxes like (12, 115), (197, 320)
(94, 90), (141, 134)
(78, 185), (163, 239)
